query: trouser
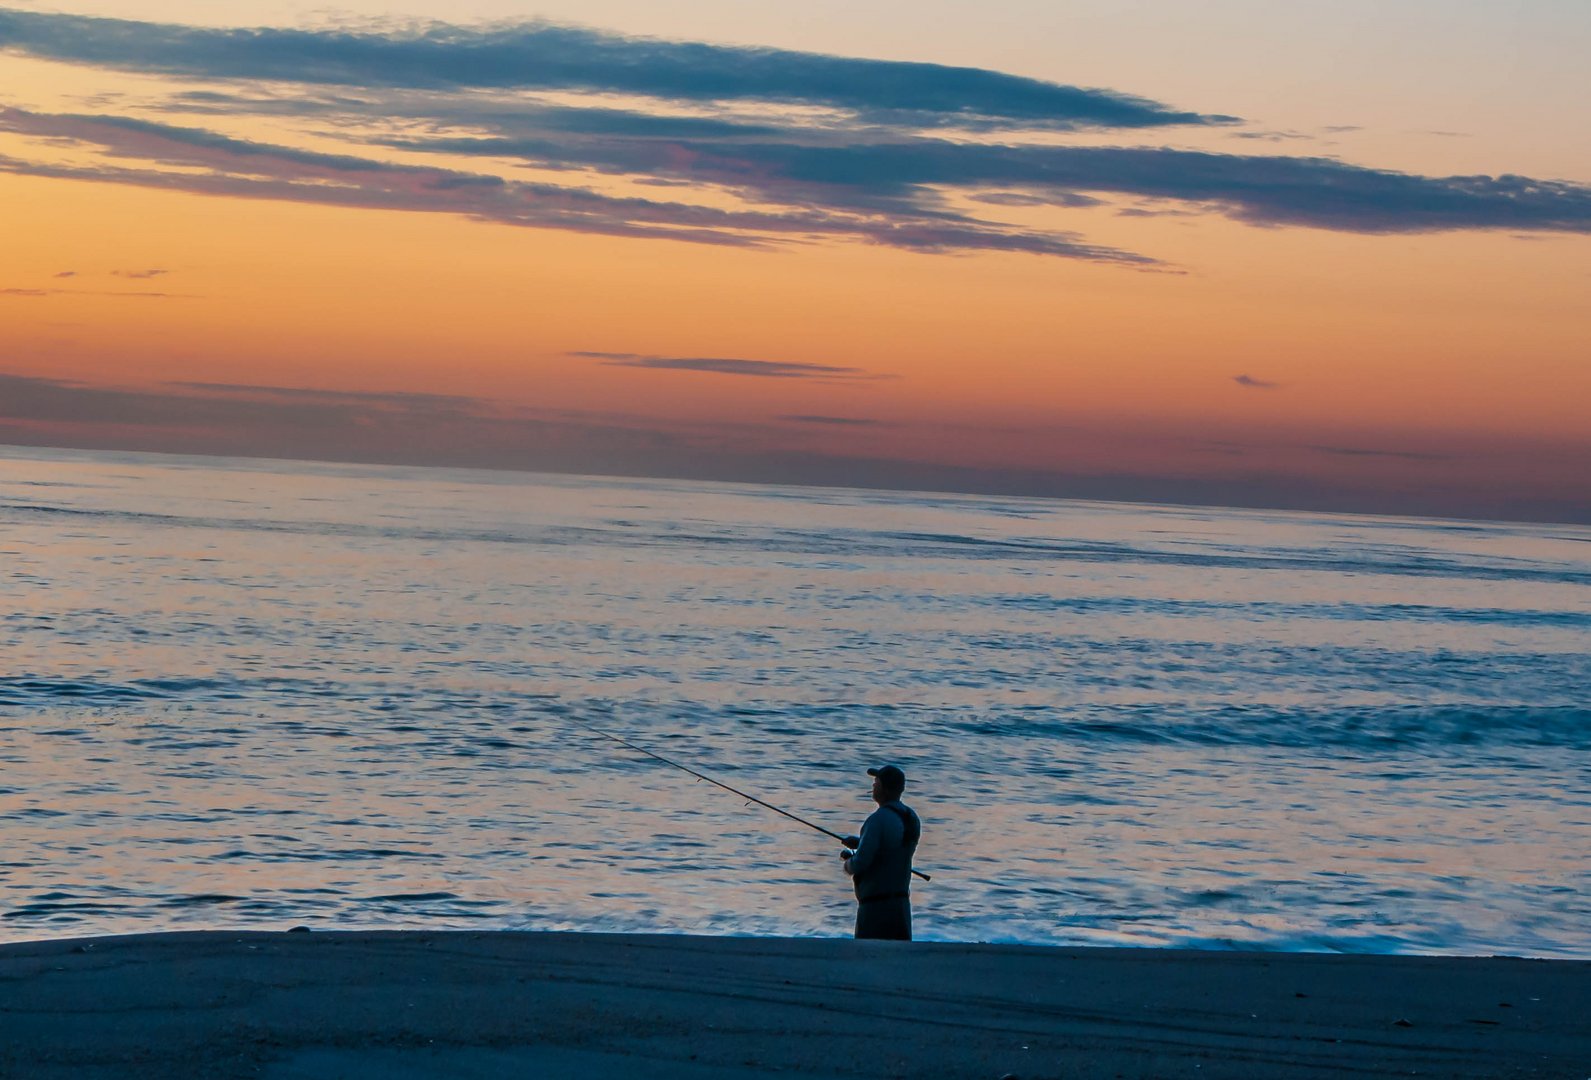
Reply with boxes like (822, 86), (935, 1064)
(854, 893), (911, 940)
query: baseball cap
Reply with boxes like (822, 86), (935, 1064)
(867, 764), (906, 789)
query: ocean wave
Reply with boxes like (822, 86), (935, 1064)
(956, 703), (1591, 751)
(957, 594), (1591, 627)
(0, 676), (234, 707)
(4, 499), (1587, 586)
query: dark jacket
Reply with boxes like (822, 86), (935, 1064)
(845, 799), (920, 901)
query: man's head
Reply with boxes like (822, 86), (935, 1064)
(867, 764), (906, 803)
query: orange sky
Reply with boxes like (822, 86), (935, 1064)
(1, 3), (1588, 522)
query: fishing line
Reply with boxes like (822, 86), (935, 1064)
(568, 715), (931, 883)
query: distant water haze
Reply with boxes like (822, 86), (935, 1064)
(1, 445), (1588, 956)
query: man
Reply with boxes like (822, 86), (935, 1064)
(840, 764), (921, 941)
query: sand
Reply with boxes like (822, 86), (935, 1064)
(0, 930), (1586, 1079)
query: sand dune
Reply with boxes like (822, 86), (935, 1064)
(1, 931), (1587, 1078)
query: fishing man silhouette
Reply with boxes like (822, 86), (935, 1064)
(840, 764), (922, 941)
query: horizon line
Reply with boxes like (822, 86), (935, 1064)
(3, 438), (1586, 531)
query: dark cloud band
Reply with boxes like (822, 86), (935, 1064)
(0, 9), (1227, 131)
(0, 107), (1155, 262)
(2, 370), (1583, 525)
(391, 132), (1591, 235)
(779, 415), (884, 426)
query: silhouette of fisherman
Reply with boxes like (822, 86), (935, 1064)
(840, 764), (921, 941)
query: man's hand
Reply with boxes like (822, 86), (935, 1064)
(839, 849), (853, 860)
(843, 835), (861, 848)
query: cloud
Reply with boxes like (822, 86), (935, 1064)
(1228, 129), (1312, 142)
(779, 414), (884, 426)
(0, 370), (737, 477)
(112, 268), (168, 279)
(0, 372), (480, 429)
(357, 108), (1591, 235)
(0, 108), (1153, 262)
(0, 370), (883, 490)
(1203, 437), (1451, 462)
(593, 355), (874, 379)
(1308, 445), (1450, 462)
(168, 381), (480, 410)
(968, 191), (1105, 209)
(0, 10), (1586, 266)
(1115, 206), (1199, 219)
(0, 10), (1230, 132)
(1233, 374), (1279, 389)
(0, 282), (188, 299)
(53, 270), (76, 278)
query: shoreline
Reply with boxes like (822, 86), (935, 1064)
(2, 930), (1588, 1078)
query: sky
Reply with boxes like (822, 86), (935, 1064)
(1, 1), (1588, 523)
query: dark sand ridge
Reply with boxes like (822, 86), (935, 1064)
(1, 931), (1587, 1078)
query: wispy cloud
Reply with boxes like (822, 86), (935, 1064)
(968, 191), (1105, 209)
(0, 108), (1152, 261)
(0, 9), (1586, 264)
(590, 354), (876, 380)
(1203, 437), (1452, 462)
(1227, 129), (1313, 142)
(0, 372), (696, 462)
(0, 373), (479, 428)
(1233, 374), (1280, 389)
(168, 381), (480, 410)
(1308, 444), (1450, 462)
(0, 370), (869, 486)
(779, 414), (884, 426)
(111, 268), (168, 279)
(1, 284), (185, 299)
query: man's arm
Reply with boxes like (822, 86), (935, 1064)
(844, 809), (893, 877)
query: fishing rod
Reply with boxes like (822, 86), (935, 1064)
(569, 716), (931, 883)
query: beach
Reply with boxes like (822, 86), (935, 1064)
(1, 931), (1587, 1079)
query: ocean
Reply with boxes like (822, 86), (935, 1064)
(2, 444), (1588, 956)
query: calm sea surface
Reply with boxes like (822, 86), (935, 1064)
(2, 445), (1588, 956)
